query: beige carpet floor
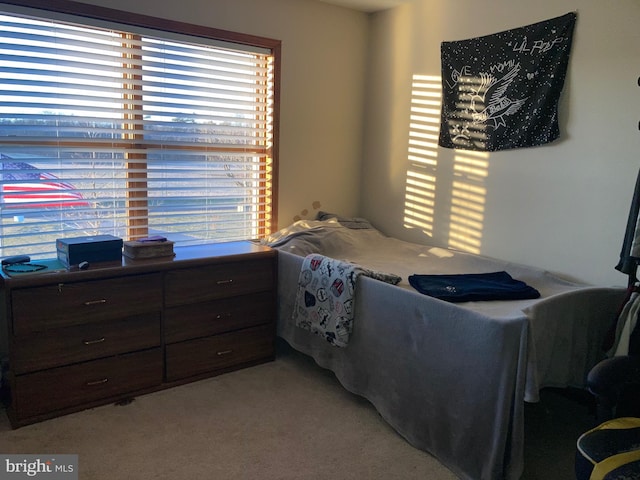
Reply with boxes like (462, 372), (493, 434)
(0, 340), (596, 479)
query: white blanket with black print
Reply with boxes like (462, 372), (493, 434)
(293, 254), (400, 347)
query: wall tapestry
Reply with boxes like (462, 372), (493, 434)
(439, 12), (576, 152)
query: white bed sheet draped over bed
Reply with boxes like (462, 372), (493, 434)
(268, 220), (625, 480)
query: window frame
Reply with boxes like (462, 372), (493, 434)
(0, 0), (280, 246)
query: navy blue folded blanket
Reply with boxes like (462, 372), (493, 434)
(408, 271), (541, 302)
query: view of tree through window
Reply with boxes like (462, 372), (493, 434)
(0, 8), (277, 259)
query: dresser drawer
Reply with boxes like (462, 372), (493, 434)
(14, 348), (163, 420)
(165, 324), (274, 381)
(12, 273), (162, 335)
(165, 257), (274, 307)
(165, 291), (273, 343)
(11, 313), (161, 374)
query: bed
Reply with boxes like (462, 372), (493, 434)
(262, 215), (625, 480)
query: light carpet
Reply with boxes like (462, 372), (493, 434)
(0, 340), (596, 479)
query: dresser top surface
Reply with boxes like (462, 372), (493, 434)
(0, 241), (275, 288)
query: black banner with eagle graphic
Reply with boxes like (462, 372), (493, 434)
(438, 12), (576, 151)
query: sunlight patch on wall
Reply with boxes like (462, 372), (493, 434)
(448, 150), (489, 254)
(404, 74), (490, 254)
(403, 74), (441, 235)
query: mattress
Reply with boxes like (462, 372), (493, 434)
(264, 218), (625, 479)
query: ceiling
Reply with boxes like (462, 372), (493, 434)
(313, 0), (409, 13)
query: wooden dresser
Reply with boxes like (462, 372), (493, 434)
(0, 241), (277, 428)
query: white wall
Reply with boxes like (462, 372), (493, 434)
(68, 0), (369, 226)
(361, 0), (640, 286)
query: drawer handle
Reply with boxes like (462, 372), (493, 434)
(216, 279), (234, 285)
(84, 299), (107, 306)
(83, 337), (106, 345)
(216, 313), (232, 320)
(216, 350), (233, 356)
(86, 378), (108, 386)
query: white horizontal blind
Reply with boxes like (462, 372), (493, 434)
(0, 11), (275, 258)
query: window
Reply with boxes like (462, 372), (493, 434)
(0, 1), (279, 259)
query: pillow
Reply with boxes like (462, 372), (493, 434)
(315, 211), (373, 229)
